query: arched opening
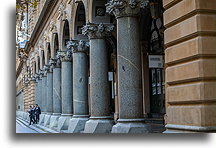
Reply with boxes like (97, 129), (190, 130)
(53, 33), (59, 58)
(74, 1), (87, 40)
(41, 50), (45, 68)
(62, 20), (70, 51)
(46, 43), (51, 63)
(37, 56), (40, 72)
(140, 0), (165, 131)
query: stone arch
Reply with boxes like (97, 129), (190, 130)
(73, 1), (88, 40)
(36, 55), (40, 73)
(40, 50), (45, 69)
(45, 43), (51, 64)
(60, 19), (70, 51)
(51, 33), (59, 58)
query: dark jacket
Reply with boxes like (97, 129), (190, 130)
(28, 108), (35, 117)
(34, 106), (41, 115)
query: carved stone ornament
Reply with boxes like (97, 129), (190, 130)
(34, 73), (40, 81)
(82, 23), (114, 39)
(39, 70), (43, 79)
(50, 20), (57, 32)
(57, 50), (72, 62)
(106, 0), (146, 18)
(42, 65), (49, 76)
(30, 76), (36, 82)
(47, 60), (54, 73)
(59, 2), (67, 20)
(49, 57), (61, 68)
(66, 40), (89, 53)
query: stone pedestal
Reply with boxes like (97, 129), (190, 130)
(56, 50), (73, 131)
(66, 40), (90, 133)
(106, 0), (150, 133)
(57, 115), (72, 132)
(82, 23), (114, 133)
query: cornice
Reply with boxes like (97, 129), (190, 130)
(24, 0), (58, 53)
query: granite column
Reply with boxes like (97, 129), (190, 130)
(57, 49), (73, 132)
(67, 40), (89, 133)
(82, 23), (114, 133)
(44, 61), (54, 127)
(50, 57), (62, 130)
(106, 0), (151, 133)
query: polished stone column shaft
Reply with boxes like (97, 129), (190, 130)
(46, 68), (53, 114)
(41, 75), (47, 113)
(44, 63), (54, 127)
(52, 60), (62, 115)
(37, 77), (42, 107)
(57, 50), (73, 132)
(67, 40), (89, 133)
(106, 0), (151, 133)
(39, 67), (48, 125)
(50, 58), (62, 130)
(34, 77), (39, 105)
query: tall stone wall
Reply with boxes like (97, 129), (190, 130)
(163, 0), (216, 132)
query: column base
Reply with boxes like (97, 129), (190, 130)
(111, 119), (152, 133)
(164, 124), (216, 133)
(68, 115), (89, 133)
(39, 113), (46, 125)
(44, 113), (52, 127)
(49, 113), (61, 130)
(83, 116), (114, 133)
(57, 114), (72, 132)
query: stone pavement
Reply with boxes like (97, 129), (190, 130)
(16, 117), (58, 133)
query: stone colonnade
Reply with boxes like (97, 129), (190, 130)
(17, 0), (216, 133)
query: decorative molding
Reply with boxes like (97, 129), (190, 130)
(82, 23), (114, 39)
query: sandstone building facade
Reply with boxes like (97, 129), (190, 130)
(16, 0), (216, 133)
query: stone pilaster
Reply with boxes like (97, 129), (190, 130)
(106, 0), (151, 133)
(67, 40), (90, 133)
(57, 49), (73, 132)
(82, 23), (114, 133)
(49, 57), (62, 130)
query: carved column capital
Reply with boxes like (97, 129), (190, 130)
(57, 50), (72, 62)
(42, 65), (49, 77)
(67, 40), (90, 53)
(49, 57), (61, 68)
(106, 0), (145, 18)
(82, 23), (114, 39)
